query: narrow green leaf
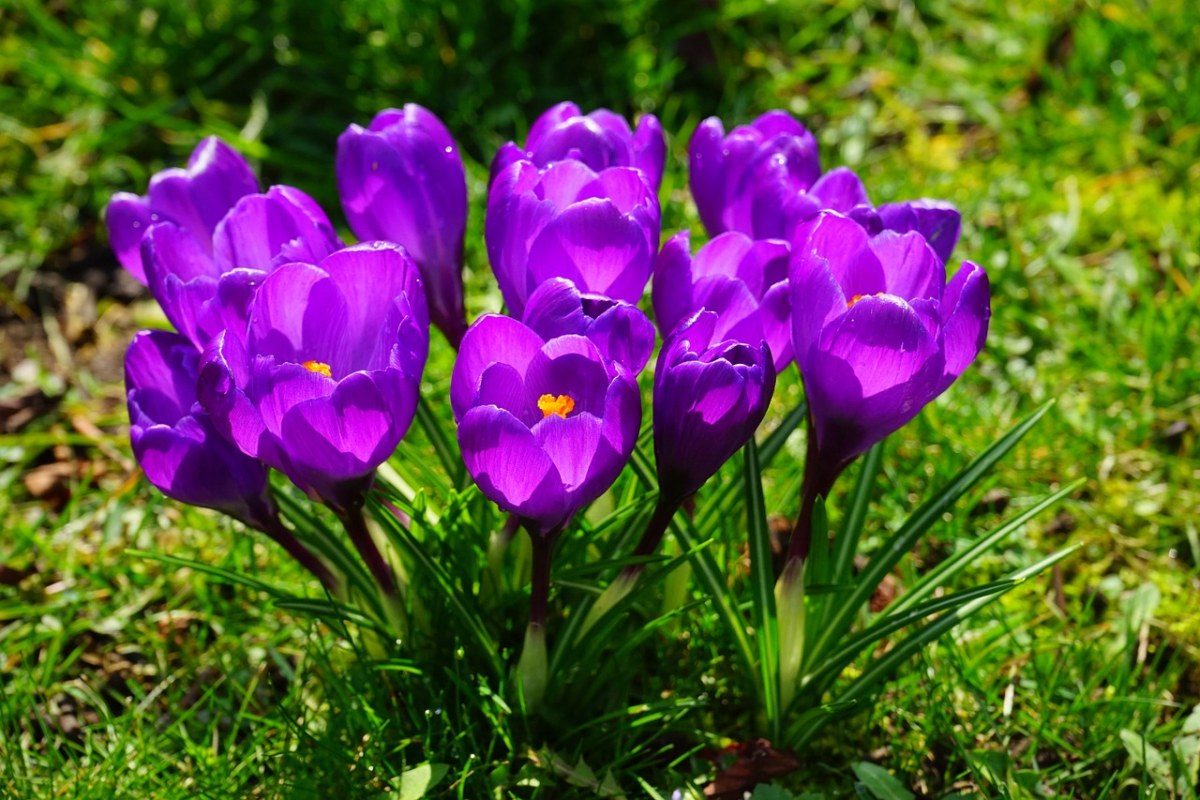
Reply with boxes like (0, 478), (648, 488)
(886, 479), (1083, 617)
(809, 401), (1055, 663)
(367, 496), (503, 679)
(744, 439), (780, 737)
(126, 549), (297, 599)
(414, 400), (464, 488)
(853, 762), (914, 800)
(832, 440), (883, 583)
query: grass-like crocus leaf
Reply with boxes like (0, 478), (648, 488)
(808, 400), (1056, 664)
(744, 439), (780, 738)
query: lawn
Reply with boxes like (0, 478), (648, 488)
(2, 0), (1198, 797)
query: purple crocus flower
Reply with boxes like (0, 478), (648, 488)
(486, 159), (660, 319)
(491, 101), (666, 190)
(198, 242), (429, 510)
(337, 105), (469, 346)
(106, 137), (259, 284)
(522, 278), (656, 376)
(653, 230), (793, 372)
(140, 185), (343, 350)
(688, 111), (822, 239)
(790, 211), (990, 479)
(450, 314), (641, 533)
(126, 328), (275, 530)
(875, 199), (962, 266)
(653, 311), (776, 501)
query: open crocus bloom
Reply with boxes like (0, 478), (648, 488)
(522, 278), (656, 377)
(198, 242), (429, 510)
(790, 211), (990, 475)
(486, 159), (660, 319)
(451, 314), (641, 533)
(653, 312), (776, 501)
(337, 105), (469, 346)
(106, 137), (260, 285)
(490, 101), (666, 190)
(140, 185), (343, 350)
(126, 329), (276, 529)
(653, 230), (793, 372)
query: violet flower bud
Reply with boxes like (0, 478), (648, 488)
(140, 185), (342, 350)
(790, 211), (990, 476)
(486, 159), (660, 319)
(491, 101), (666, 190)
(450, 314), (641, 533)
(652, 230), (793, 372)
(337, 105), (469, 346)
(522, 277), (656, 376)
(653, 311), (776, 501)
(106, 137), (259, 284)
(198, 242), (429, 511)
(126, 329), (275, 530)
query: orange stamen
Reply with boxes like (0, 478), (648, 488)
(538, 393), (576, 419)
(302, 360), (332, 378)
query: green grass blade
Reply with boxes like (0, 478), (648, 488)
(832, 440), (884, 583)
(366, 496), (503, 680)
(743, 439), (780, 737)
(792, 544), (1079, 748)
(414, 401), (465, 489)
(886, 478), (1084, 618)
(809, 400), (1055, 663)
(125, 549), (305, 600)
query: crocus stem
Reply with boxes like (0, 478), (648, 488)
(518, 525), (560, 714)
(338, 503), (398, 597)
(258, 516), (339, 597)
(775, 558), (807, 712)
(579, 494), (684, 636)
(784, 422), (844, 567)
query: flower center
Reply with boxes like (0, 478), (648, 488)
(302, 360), (333, 378)
(538, 393), (576, 419)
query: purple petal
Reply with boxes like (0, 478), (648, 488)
(810, 167), (872, 213)
(869, 230), (946, 302)
(688, 117), (728, 235)
(458, 405), (567, 526)
(523, 335), (612, 417)
(790, 211), (885, 298)
(106, 193), (154, 283)
(651, 231), (697, 339)
(522, 278), (590, 339)
(631, 114), (666, 188)
(527, 102), (583, 148)
(212, 186), (340, 272)
(532, 412), (604, 492)
(451, 314), (545, 420)
(587, 303), (656, 376)
(125, 330), (200, 424)
(878, 199), (961, 265)
(940, 261), (990, 384)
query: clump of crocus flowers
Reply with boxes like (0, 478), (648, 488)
(111, 102), (989, 714)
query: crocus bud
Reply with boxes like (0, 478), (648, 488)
(688, 111), (821, 239)
(653, 230), (793, 372)
(790, 211), (990, 479)
(337, 105), (469, 346)
(125, 329), (275, 530)
(491, 101), (666, 190)
(653, 311), (776, 502)
(486, 159), (660, 318)
(198, 242), (429, 511)
(106, 137), (259, 284)
(450, 314), (641, 534)
(140, 185), (342, 350)
(522, 277), (656, 376)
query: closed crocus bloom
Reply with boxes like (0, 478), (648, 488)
(126, 329), (275, 529)
(450, 314), (641, 533)
(654, 311), (776, 501)
(337, 105), (469, 346)
(653, 231), (793, 372)
(522, 277), (656, 376)
(198, 242), (429, 510)
(491, 101), (666, 190)
(790, 211), (990, 476)
(689, 111), (821, 239)
(107, 137), (259, 284)
(876, 199), (962, 266)
(140, 185), (343, 350)
(486, 159), (661, 319)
